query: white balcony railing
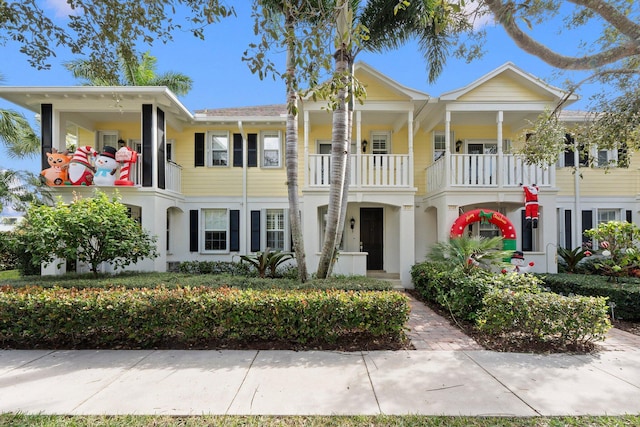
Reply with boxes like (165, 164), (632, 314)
(128, 155), (182, 192)
(308, 154), (412, 188)
(426, 154), (554, 193)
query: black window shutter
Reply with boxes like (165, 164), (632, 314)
(564, 210), (572, 249)
(248, 133), (258, 167)
(194, 133), (205, 167)
(582, 210), (593, 245)
(233, 134), (243, 167)
(521, 210), (533, 252)
(189, 210), (199, 252)
(563, 134), (574, 167)
(251, 210), (261, 252)
(230, 210), (240, 251)
(626, 210), (632, 223)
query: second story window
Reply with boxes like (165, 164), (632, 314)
(208, 131), (229, 167)
(262, 131), (281, 168)
(370, 131), (390, 154)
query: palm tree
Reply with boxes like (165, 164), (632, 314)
(316, 0), (464, 278)
(64, 51), (193, 96)
(0, 73), (40, 158)
(428, 236), (511, 274)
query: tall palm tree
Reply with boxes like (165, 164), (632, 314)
(64, 51), (193, 96)
(316, 0), (464, 277)
(0, 73), (40, 158)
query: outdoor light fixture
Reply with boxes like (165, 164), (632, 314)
(362, 140), (368, 153)
(350, 217), (356, 230)
(455, 140), (463, 152)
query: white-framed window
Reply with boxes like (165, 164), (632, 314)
(266, 209), (285, 250)
(207, 131), (229, 167)
(597, 208), (619, 225)
(97, 130), (119, 152)
(261, 131), (281, 168)
(596, 148), (618, 168)
(433, 131), (454, 161)
(370, 131), (390, 154)
(203, 208), (228, 251)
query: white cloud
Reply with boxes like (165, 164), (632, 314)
(43, 0), (77, 18)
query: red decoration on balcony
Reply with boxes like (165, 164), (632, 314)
(115, 146), (138, 186)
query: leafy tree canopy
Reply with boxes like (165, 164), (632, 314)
(0, 0), (235, 83)
(13, 190), (158, 276)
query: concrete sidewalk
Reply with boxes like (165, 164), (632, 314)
(1, 348), (639, 416)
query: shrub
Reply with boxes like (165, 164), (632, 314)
(542, 273), (640, 320)
(0, 232), (18, 272)
(0, 286), (409, 349)
(240, 248), (294, 278)
(177, 261), (252, 276)
(478, 289), (611, 346)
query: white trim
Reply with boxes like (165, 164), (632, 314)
(206, 130), (230, 167)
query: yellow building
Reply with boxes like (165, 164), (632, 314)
(1, 62), (633, 286)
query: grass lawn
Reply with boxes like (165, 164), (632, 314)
(2, 414), (640, 426)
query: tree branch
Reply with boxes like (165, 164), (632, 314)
(567, 0), (640, 41)
(485, 0), (640, 70)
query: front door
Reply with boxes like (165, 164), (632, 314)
(360, 207), (383, 270)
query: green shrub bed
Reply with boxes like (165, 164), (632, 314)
(411, 262), (611, 349)
(541, 274), (640, 320)
(477, 288), (611, 346)
(0, 286), (409, 349)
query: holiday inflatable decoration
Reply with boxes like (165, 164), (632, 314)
(450, 208), (517, 251)
(115, 146), (138, 186)
(93, 146), (119, 186)
(68, 145), (97, 185)
(40, 148), (71, 186)
(505, 250), (535, 274)
(521, 183), (540, 228)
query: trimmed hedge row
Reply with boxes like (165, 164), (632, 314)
(478, 288), (611, 346)
(541, 274), (640, 320)
(411, 262), (611, 346)
(0, 286), (409, 349)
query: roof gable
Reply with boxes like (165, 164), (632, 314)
(354, 61), (430, 102)
(440, 62), (578, 105)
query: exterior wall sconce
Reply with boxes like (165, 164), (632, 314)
(455, 140), (463, 152)
(350, 217), (356, 230)
(362, 140), (368, 153)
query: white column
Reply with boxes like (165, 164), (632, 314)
(444, 110), (451, 187)
(399, 203), (415, 288)
(304, 110), (310, 187)
(408, 110), (414, 187)
(497, 111), (504, 187)
(574, 136), (582, 248)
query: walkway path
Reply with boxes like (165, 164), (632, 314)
(404, 292), (640, 352)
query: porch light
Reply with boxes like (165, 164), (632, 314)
(362, 140), (368, 153)
(455, 140), (463, 152)
(350, 217), (356, 230)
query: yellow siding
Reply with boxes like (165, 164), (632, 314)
(459, 74), (550, 103)
(357, 72), (408, 102)
(556, 167), (640, 197)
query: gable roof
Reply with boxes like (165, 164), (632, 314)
(439, 62), (578, 105)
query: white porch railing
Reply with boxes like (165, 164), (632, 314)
(128, 155), (182, 192)
(426, 154), (554, 193)
(308, 154), (412, 188)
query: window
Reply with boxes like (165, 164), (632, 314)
(97, 130), (119, 152)
(266, 209), (285, 250)
(597, 148), (618, 168)
(433, 132), (446, 161)
(207, 131), (229, 166)
(262, 131), (281, 167)
(203, 209), (227, 251)
(370, 131), (390, 154)
(597, 209), (618, 225)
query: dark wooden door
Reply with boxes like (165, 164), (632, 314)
(360, 208), (383, 270)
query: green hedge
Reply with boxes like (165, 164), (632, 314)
(542, 274), (640, 320)
(478, 289), (611, 346)
(0, 286), (409, 349)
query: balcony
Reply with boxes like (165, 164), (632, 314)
(426, 154), (554, 193)
(308, 154), (413, 188)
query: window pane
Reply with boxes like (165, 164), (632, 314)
(204, 209), (227, 250)
(266, 209), (285, 250)
(263, 150), (279, 166)
(205, 231), (226, 251)
(262, 133), (280, 167)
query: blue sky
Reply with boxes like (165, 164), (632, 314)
(1, 1), (603, 175)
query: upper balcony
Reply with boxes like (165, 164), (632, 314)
(426, 153), (554, 193)
(307, 153), (413, 189)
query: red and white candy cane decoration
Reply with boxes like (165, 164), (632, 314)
(115, 146), (138, 186)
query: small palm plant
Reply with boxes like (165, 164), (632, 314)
(428, 236), (511, 274)
(240, 248), (294, 278)
(557, 246), (590, 273)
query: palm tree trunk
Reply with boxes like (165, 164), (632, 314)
(284, 8), (308, 282)
(317, 1), (352, 278)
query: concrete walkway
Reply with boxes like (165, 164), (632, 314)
(0, 297), (639, 416)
